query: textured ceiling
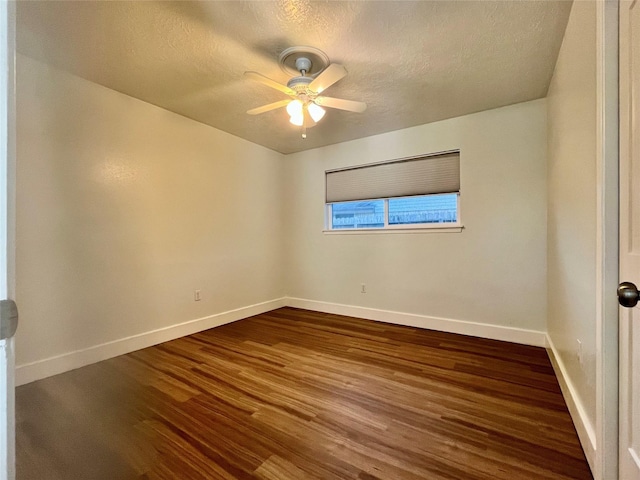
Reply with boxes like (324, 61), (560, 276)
(16, 1), (572, 154)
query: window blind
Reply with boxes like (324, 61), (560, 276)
(325, 152), (460, 203)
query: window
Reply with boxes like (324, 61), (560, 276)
(331, 200), (385, 229)
(325, 151), (461, 231)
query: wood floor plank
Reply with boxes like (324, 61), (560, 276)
(16, 307), (592, 479)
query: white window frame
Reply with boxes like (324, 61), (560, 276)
(324, 192), (462, 234)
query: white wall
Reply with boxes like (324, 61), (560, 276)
(15, 55), (286, 381)
(14, 55), (551, 384)
(546, 0), (597, 461)
(284, 99), (547, 337)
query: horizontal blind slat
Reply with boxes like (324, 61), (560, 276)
(326, 152), (460, 203)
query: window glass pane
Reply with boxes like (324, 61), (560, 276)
(331, 200), (384, 229)
(388, 194), (458, 225)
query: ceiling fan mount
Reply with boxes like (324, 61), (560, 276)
(278, 46), (329, 77)
(245, 45), (367, 139)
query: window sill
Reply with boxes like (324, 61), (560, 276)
(323, 225), (464, 235)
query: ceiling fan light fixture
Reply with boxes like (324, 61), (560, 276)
(286, 99), (303, 117)
(308, 103), (326, 123)
(289, 112), (304, 126)
(245, 47), (366, 139)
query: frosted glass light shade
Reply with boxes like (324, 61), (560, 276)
(289, 113), (304, 126)
(286, 99), (303, 117)
(308, 103), (326, 122)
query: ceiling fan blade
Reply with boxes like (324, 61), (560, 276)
(244, 71), (295, 96)
(315, 96), (367, 113)
(308, 64), (347, 93)
(247, 99), (291, 115)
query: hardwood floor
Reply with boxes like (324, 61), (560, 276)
(16, 307), (592, 479)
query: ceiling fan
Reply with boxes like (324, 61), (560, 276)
(245, 46), (367, 139)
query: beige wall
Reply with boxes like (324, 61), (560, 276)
(15, 55), (550, 383)
(284, 99), (547, 332)
(15, 55), (285, 368)
(546, 0), (597, 437)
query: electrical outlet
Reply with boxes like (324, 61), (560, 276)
(194, 290), (201, 301)
(361, 283), (366, 294)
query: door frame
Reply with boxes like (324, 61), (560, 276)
(595, 0), (620, 478)
(0, 1), (16, 479)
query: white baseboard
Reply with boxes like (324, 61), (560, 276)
(285, 297), (547, 347)
(546, 334), (597, 471)
(16, 297), (548, 386)
(16, 297), (287, 386)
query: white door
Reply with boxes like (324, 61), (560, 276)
(0, 1), (15, 479)
(619, 0), (640, 478)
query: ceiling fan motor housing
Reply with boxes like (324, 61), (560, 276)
(287, 75), (314, 94)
